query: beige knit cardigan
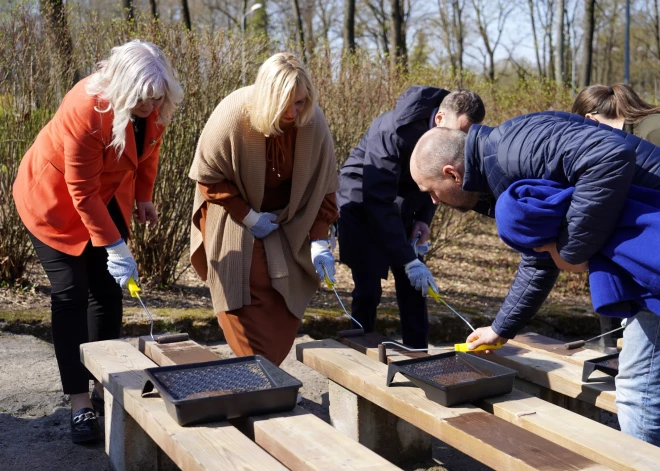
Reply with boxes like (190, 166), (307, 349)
(189, 86), (339, 319)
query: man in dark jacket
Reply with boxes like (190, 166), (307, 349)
(336, 86), (485, 348)
(410, 111), (660, 445)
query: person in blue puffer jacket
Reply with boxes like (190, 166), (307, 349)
(409, 111), (660, 446)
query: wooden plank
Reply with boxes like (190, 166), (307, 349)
(80, 340), (288, 471)
(140, 336), (402, 471)
(489, 345), (617, 413)
(296, 339), (610, 471)
(507, 333), (608, 366)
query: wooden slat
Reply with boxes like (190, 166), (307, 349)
(507, 333), (608, 366)
(297, 339), (610, 471)
(80, 340), (288, 471)
(140, 336), (402, 471)
(371, 347), (659, 471)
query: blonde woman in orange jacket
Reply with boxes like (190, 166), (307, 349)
(13, 40), (183, 444)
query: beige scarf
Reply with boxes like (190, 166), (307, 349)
(189, 86), (339, 319)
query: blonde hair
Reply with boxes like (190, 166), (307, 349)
(247, 52), (317, 136)
(86, 39), (184, 157)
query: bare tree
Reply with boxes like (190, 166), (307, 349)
(358, 0), (390, 56)
(579, 0), (595, 87)
(291, 0), (307, 60)
(390, 0), (407, 69)
(436, 0), (466, 78)
(470, 0), (516, 81)
(344, 0), (356, 52)
(302, 0), (315, 56)
(181, 0), (192, 28)
(527, 0), (543, 76)
(149, 0), (159, 19)
(123, 0), (135, 21)
(39, 0), (79, 91)
(555, 0), (564, 84)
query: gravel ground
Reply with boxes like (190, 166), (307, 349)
(0, 331), (492, 471)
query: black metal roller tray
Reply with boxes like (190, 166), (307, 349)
(141, 355), (302, 426)
(386, 351), (517, 406)
(582, 352), (619, 383)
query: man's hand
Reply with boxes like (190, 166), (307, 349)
(410, 221), (430, 244)
(466, 326), (508, 354)
(134, 201), (158, 226)
(533, 242), (588, 272)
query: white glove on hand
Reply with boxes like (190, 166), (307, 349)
(105, 240), (138, 289)
(404, 259), (438, 297)
(411, 238), (430, 258)
(243, 209), (279, 238)
(311, 240), (335, 283)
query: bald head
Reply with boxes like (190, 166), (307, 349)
(411, 127), (467, 179)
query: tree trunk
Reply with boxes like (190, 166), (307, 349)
(149, 0), (159, 20)
(579, 0), (595, 87)
(122, 0), (135, 21)
(181, 0), (192, 29)
(554, 0), (564, 84)
(291, 0), (306, 61)
(343, 0), (356, 53)
(389, 0), (407, 70)
(40, 0), (79, 92)
(528, 0), (543, 76)
(303, 0), (315, 58)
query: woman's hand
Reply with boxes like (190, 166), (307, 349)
(466, 326), (508, 354)
(134, 201), (158, 226)
(533, 242), (589, 272)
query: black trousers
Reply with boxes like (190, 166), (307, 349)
(350, 262), (429, 349)
(27, 199), (127, 395)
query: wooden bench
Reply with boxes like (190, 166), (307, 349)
(138, 336), (402, 471)
(82, 337), (402, 470)
(327, 333), (660, 471)
(296, 338), (622, 471)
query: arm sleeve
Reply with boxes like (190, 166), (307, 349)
(135, 138), (161, 202)
(362, 132), (417, 266)
(310, 192), (339, 241)
(62, 108), (120, 247)
(414, 195), (437, 226)
(491, 254), (560, 338)
(198, 181), (250, 221)
(556, 133), (636, 264)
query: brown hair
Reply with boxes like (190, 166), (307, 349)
(572, 83), (660, 124)
(439, 88), (486, 124)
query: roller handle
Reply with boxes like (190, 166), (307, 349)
(455, 342), (502, 352)
(564, 340), (586, 350)
(127, 277), (141, 298)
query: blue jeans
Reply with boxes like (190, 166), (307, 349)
(616, 310), (660, 446)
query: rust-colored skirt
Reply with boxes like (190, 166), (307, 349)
(217, 238), (300, 366)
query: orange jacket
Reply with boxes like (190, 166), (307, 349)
(13, 77), (165, 256)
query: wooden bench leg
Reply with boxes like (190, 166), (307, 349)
(328, 380), (432, 466)
(105, 388), (160, 471)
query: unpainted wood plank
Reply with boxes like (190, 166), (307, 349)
(138, 336), (219, 366)
(141, 336), (402, 471)
(80, 340), (287, 471)
(508, 333), (608, 366)
(296, 339), (610, 471)
(489, 345), (617, 413)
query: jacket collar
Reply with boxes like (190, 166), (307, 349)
(463, 124), (492, 193)
(122, 111), (162, 165)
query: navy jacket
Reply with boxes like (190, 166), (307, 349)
(465, 112), (660, 337)
(337, 86), (448, 276)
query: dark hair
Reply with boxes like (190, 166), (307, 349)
(439, 88), (486, 124)
(572, 83), (660, 123)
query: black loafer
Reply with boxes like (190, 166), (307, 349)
(71, 407), (102, 444)
(91, 389), (105, 417)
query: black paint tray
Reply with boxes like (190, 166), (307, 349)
(386, 351), (517, 406)
(582, 352), (619, 382)
(141, 355), (302, 426)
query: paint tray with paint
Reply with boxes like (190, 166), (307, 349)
(386, 351), (517, 406)
(582, 352), (619, 382)
(141, 355), (302, 425)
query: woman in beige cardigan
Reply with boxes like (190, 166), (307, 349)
(189, 53), (339, 365)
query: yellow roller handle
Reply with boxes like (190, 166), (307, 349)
(322, 267), (336, 290)
(454, 342), (503, 352)
(127, 277), (141, 298)
(428, 289), (441, 302)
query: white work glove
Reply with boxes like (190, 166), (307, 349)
(404, 259), (438, 297)
(242, 209), (279, 239)
(105, 240), (138, 289)
(311, 240), (335, 283)
(411, 232), (430, 258)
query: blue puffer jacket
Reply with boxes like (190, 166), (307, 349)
(464, 111), (660, 338)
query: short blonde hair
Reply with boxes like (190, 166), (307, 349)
(86, 39), (184, 157)
(247, 52), (317, 136)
